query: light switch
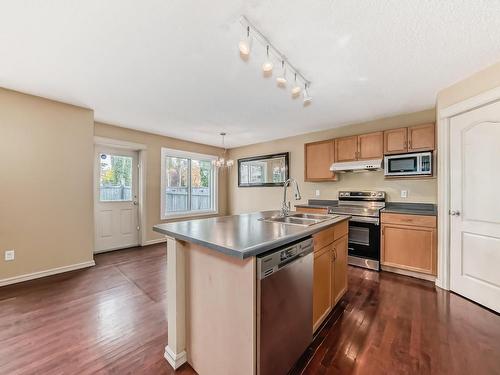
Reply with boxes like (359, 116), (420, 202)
(315, 190), (320, 197)
(400, 190), (408, 198)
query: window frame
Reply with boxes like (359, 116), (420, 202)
(160, 147), (218, 220)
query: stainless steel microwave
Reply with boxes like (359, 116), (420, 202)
(384, 152), (432, 176)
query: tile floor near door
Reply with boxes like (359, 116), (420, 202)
(0, 244), (499, 375)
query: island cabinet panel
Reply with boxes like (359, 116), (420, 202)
(384, 127), (408, 154)
(296, 206), (329, 215)
(304, 140), (337, 181)
(185, 243), (256, 375)
(357, 131), (384, 160)
(334, 136), (358, 162)
(408, 123), (435, 152)
(332, 234), (348, 305)
(313, 245), (333, 332)
(381, 213), (437, 276)
(312, 221), (349, 332)
(313, 226), (335, 250)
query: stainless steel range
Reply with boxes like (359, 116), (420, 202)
(328, 191), (385, 271)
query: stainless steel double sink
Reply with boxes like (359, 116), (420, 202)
(259, 212), (339, 226)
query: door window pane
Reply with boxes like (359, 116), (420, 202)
(191, 159), (213, 211)
(99, 154), (133, 201)
(165, 157), (189, 212)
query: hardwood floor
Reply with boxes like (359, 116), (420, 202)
(1, 244), (499, 374)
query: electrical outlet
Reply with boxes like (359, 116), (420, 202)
(315, 190), (320, 197)
(5, 250), (15, 261)
(400, 190), (408, 198)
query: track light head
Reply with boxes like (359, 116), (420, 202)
(262, 45), (273, 74)
(276, 60), (287, 86)
(303, 84), (312, 105)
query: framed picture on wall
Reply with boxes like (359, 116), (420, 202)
(237, 152), (289, 187)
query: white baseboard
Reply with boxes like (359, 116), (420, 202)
(381, 265), (436, 282)
(164, 346), (187, 370)
(0, 260), (96, 287)
(143, 237), (167, 246)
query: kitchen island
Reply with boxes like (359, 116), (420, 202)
(153, 211), (350, 375)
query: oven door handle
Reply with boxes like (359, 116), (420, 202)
(348, 216), (380, 225)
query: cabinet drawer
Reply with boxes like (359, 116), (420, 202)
(333, 220), (348, 241)
(381, 212), (436, 228)
(313, 227), (335, 250)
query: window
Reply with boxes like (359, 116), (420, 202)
(161, 148), (218, 219)
(99, 153), (133, 201)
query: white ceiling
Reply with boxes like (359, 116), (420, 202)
(1, 1), (500, 147)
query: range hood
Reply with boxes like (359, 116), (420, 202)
(330, 159), (383, 173)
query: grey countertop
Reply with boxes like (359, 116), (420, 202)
(153, 211), (350, 259)
(382, 203), (437, 216)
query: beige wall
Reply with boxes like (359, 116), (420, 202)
(94, 123), (229, 243)
(228, 109), (436, 214)
(437, 61), (500, 109)
(0, 88), (94, 280)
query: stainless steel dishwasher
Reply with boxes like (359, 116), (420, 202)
(257, 237), (313, 375)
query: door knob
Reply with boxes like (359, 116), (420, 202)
(133, 201), (138, 206)
(449, 210), (460, 216)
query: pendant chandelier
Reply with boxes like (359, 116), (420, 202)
(213, 132), (234, 168)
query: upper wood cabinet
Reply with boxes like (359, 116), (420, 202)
(335, 132), (383, 162)
(384, 127), (408, 155)
(358, 131), (384, 160)
(334, 136), (358, 162)
(408, 123), (435, 152)
(384, 123), (435, 155)
(304, 140), (337, 181)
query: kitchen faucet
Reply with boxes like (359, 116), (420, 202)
(281, 178), (302, 216)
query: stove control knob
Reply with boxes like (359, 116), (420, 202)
(345, 192), (350, 196)
(339, 192), (344, 196)
(377, 192), (383, 196)
(371, 192), (376, 196)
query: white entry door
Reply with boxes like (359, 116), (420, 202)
(450, 100), (500, 312)
(94, 146), (139, 252)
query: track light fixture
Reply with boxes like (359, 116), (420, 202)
(238, 15), (312, 105)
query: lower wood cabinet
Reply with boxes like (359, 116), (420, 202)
(381, 213), (437, 276)
(332, 234), (348, 304)
(313, 245), (332, 331)
(312, 222), (349, 332)
(296, 206), (329, 215)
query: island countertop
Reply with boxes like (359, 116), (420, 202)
(153, 211), (351, 259)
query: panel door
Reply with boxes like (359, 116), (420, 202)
(94, 146), (139, 252)
(450, 101), (500, 313)
(334, 136), (358, 162)
(357, 131), (384, 160)
(408, 123), (435, 151)
(304, 140), (336, 181)
(313, 245), (332, 331)
(384, 127), (407, 155)
(332, 235), (348, 304)
(381, 224), (436, 274)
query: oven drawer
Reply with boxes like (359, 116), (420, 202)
(381, 212), (436, 228)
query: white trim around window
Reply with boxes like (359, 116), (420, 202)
(160, 147), (219, 220)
